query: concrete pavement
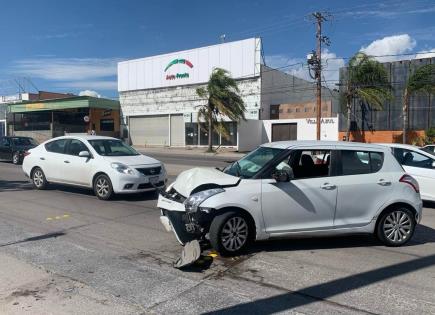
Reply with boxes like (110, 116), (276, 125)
(0, 155), (434, 314)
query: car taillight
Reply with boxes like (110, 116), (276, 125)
(23, 151), (31, 157)
(400, 174), (419, 193)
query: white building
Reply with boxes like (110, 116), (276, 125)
(118, 38), (338, 150)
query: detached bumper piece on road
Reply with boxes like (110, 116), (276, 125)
(173, 240), (201, 269)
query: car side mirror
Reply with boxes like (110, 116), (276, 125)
(79, 151), (90, 158)
(432, 161), (435, 168)
(272, 169), (292, 182)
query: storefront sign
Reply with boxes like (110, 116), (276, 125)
(83, 115), (90, 123)
(306, 118), (336, 124)
(165, 58), (193, 81)
(25, 103), (45, 110)
(103, 109), (112, 117)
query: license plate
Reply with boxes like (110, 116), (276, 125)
(149, 176), (159, 184)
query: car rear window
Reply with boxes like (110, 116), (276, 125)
(340, 150), (384, 175)
(45, 139), (68, 154)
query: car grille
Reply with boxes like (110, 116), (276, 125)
(138, 181), (165, 189)
(136, 166), (161, 176)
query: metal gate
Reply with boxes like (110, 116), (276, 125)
(0, 120), (5, 137)
(129, 115), (169, 146)
(271, 123), (297, 142)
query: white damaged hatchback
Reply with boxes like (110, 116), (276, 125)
(158, 141), (423, 256)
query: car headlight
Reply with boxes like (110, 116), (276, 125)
(184, 188), (224, 212)
(111, 162), (134, 175)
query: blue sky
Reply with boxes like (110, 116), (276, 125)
(0, 0), (434, 98)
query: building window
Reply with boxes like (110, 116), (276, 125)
(287, 108), (292, 113)
(295, 108), (300, 113)
(199, 123), (219, 146)
(100, 119), (114, 131)
(304, 107), (309, 112)
(279, 109), (283, 113)
(271, 109), (276, 114)
(221, 122), (237, 146)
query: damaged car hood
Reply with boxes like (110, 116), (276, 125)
(173, 167), (239, 197)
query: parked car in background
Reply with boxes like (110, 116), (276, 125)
(382, 143), (435, 201)
(158, 141), (422, 256)
(23, 135), (167, 200)
(421, 145), (435, 156)
(0, 136), (38, 164)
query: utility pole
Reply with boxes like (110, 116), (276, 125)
(308, 12), (330, 140)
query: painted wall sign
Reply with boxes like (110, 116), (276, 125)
(306, 118), (336, 125)
(165, 58), (193, 81)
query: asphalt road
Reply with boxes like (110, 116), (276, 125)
(0, 155), (435, 314)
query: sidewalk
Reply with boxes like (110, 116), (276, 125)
(133, 146), (245, 159)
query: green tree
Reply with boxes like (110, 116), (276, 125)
(403, 64), (435, 143)
(342, 52), (392, 141)
(196, 68), (246, 152)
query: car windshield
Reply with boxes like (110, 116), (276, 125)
(224, 146), (284, 178)
(88, 139), (139, 156)
(12, 137), (38, 146)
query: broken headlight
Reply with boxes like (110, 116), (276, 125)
(184, 188), (224, 213)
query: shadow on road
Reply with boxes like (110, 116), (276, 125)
(423, 200), (435, 209)
(207, 253), (435, 314)
(0, 180), (32, 192)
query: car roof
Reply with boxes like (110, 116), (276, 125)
(379, 142), (435, 157)
(260, 140), (388, 150)
(47, 135), (117, 141)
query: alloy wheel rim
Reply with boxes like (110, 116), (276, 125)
(96, 178), (109, 197)
(221, 217), (248, 251)
(33, 171), (43, 187)
(13, 154), (18, 164)
(383, 210), (412, 243)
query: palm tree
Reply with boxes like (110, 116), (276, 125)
(342, 52), (392, 141)
(196, 68), (246, 152)
(402, 63), (435, 144)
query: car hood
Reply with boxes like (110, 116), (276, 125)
(173, 167), (239, 197)
(102, 154), (160, 166)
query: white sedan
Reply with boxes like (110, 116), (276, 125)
(23, 135), (167, 200)
(382, 143), (435, 201)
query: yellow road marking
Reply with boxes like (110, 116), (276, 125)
(46, 214), (70, 221)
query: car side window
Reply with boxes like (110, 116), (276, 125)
(66, 139), (89, 156)
(45, 139), (68, 154)
(267, 149), (331, 180)
(396, 149), (434, 169)
(0, 138), (10, 146)
(340, 150), (384, 175)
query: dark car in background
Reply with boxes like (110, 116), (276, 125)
(0, 136), (38, 165)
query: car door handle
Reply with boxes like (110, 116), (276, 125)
(377, 179), (391, 186)
(321, 183), (336, 190)
(40, 157), (45, 160)
(64, 160), (70, 164)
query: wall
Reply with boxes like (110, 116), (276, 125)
(120, 78), (261, 121)
(270, 100), (332, 119)
(89, 108), (120, 137)
(260, 65), (338, 120)
(13, 130), (52, 144)
(262, 117), (339, 142)
(237, 120), (264, 152)
(339, 130), (426, 144)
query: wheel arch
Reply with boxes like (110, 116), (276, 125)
(92, 172), (110, 187)
(211, 206), (257, 236)
(375, 202), (418, 230)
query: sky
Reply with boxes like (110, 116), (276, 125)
(0, 0), (434, 99)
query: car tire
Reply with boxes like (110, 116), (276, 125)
(376, 207), (416, 247)
(31, 167), (48, 190)
(209, 211), (254, 256)
(93, 174), (114, 200)
(12, 152), (20, 165)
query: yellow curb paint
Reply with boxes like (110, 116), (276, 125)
(55, 216), (61, 220)
(63, 214), (70, 218)
(46, 218), (53, 221)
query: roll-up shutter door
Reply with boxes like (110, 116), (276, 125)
(129, 115), (169, 146)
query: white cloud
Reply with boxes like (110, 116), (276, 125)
(59, 80), (117, 90)
(79, 90), (101, 98)
(415, 49), (435, 59)
(360, 34), (416, 62)
(11, 57), (119, 81)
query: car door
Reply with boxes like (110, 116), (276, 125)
(393, 148), (435, 201)
(261, 147), (338, 233)
(0, 137), (9, 160)
(334, 149), (392, 227)
(43, 139), (69, 182)
(62, 139), (95, 186)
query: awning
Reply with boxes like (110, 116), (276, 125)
(8, 96), (119, 113)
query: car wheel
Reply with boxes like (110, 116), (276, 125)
(94, 174), (113, 200)
(376, 207), (416, 247)
(12, 152), (20, 165)
(209, 211), (254, 256)
(32, 167), (47, 190)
